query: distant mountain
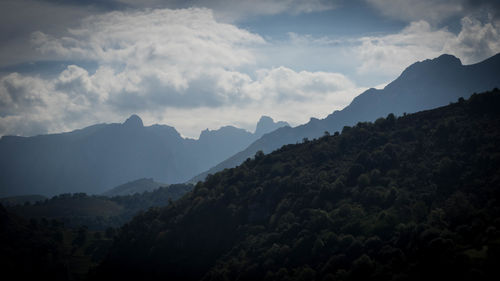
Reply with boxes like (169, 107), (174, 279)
(95, 90), (500, 281)
(102, 178), (167, 197)
(0, 115), (288, 197)
(191, 53), (500, 182)
(254, 116), (289, 138)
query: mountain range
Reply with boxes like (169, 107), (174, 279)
(191, 53), (500, 182)
(2, 53), (499, 197)
(0, 115), (288, 196)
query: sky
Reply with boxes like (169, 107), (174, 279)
(0, 0), (499, 138)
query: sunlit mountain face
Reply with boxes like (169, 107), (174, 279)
(1, 0), (499, 139)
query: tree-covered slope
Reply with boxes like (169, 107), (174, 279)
(96, 89), (500, 281)
(0, 204), (69, 280)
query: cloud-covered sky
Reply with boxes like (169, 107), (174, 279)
(0, 0), (499, 138)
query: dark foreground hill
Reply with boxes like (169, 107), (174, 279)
(95, 90), (500, 281)
(192, 53), (500, 182)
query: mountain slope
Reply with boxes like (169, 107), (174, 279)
(95, 89), (500, 281)
(191, 53), (500, 182)
(0, 115), (287, 197)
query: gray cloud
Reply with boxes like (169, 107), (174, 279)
(0, 0), (105, 67)
(365, 0), (500, 24)
(114, 0), (336, 21)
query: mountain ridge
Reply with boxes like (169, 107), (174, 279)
(190, 53), (500, 183)
(0, 115), (288, 196)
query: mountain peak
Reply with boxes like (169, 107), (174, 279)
(433, 54), (462, 66)
(397, 54), (462, 82)
(255, 116), (289, 137)
(123, 114), (143, 128)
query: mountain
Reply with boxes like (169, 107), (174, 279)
(191, 53), (500, 182)
(255, 116), (289, 138)
(94, 89), (500, 281)
(0, 115), (287, 197)
(102, 178), (167, 197)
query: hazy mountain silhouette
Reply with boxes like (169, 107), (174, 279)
(255, 116), (289, 138)
(0, 116), (288, 196)
(191, 53), (500, 182)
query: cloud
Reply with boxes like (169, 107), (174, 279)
(366, 0), (500, 24)
(444, 16), (500, 62)
(1, 7), (362, 138)
(115, 0), (336, 22)
(0, 0), (102, 67)
(242, 67), (356, 101)
(28, 7), (266, 110)
(366, 0), (463, 24)
(356, 16), (500, 77)
(0, 65), (362, 138)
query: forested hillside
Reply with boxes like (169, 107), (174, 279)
(0, 203), (117, 281)
(96, 89), (500, 281)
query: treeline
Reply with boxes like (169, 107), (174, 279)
(0, 203), (117, 281)
(95, 90), (500, 281)
(0, 183), (193, 280)
(7, 183), (192, 230)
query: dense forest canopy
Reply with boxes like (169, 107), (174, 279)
(93, 89), (500, 281)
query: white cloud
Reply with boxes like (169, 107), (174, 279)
(444, 16), (500, 63)
(243, 67), (356, 101)
(356, 17), (500, 77)
(32, 8), (264, 90)
(28, 7), (269, 110)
